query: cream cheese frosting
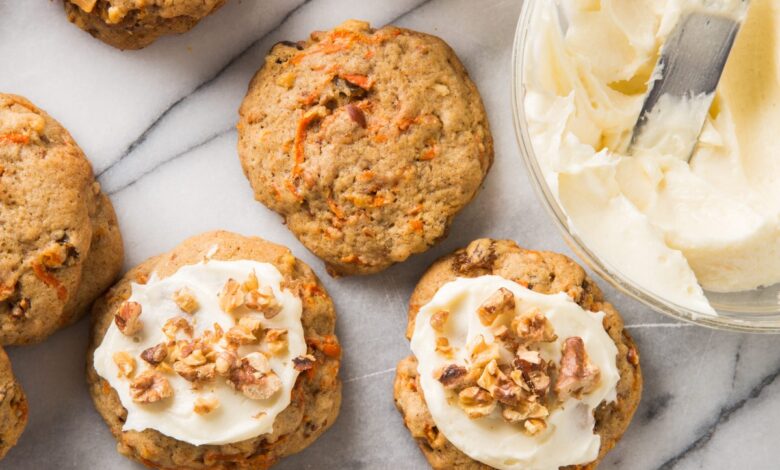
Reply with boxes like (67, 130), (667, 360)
(93, 259), (306, 446)
(410, 276), (619, 470)
(522, 0), (780, 315)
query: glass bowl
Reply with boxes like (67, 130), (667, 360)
(511, 0), (780, 332)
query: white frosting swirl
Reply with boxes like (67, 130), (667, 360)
(523, 0), (780, 313)
(410, 276), (619, 470)
(93, 259), (306, 446)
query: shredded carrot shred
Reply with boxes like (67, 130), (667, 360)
(0, 133), (29, 145)
(340, 73), (371, 90)
(31, 262), (67, 300)
(327, 198), (345, 219)
(293, 111), (322, 177)
(409, 219), (424, 233)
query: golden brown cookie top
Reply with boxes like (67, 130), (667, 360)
(238, 20), (493, 275)
(0, 93), (100, 345)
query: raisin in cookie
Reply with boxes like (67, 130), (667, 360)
(0, 94), (123, 345)
(238, 20), (493, 276)
(88, 231), (341, 469)
(0, 347), (27, 461)
(64, 0), (227, 50)
(394, 239), (642, 469)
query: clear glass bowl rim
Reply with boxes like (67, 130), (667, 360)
(510, 0), (780, 333)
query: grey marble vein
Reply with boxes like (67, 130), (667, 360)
(97, 0), (311, 177)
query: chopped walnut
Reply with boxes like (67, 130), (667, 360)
(511, 349), (554, 395)
(436, 364), (469, 389)
(457, 386), (496, 419)
(292, 354), (316, 371)
(219, 278), (244, 313)
(244, 286), (282, 319)
(225, 323), (260, 346)
(512, 309), (557, 345)
(162, 317), (194, 339)
(429, 310), (449, 332)
(468, 335), (500, 369)
(435, 337), (452, 356)
(524, 418), (547, 435)
(194, 396), (220, 415)
(173, 287), (199, 314)
(140, 343), (168, 366)
(477, 287), (516, 326)
(215, 350), (238, 376)
(555, 337), (601, 400)
(130, 371), (173, 404)
(174, 361), (216, 383)
(112, 351), (136, 378)
(502, 401), (548, 424)
(264, 329), (289, 356)
(228, 352), (282, 400)
(477, 360), (524, 406)
(114, 301), (143, 336)
(243, 271), (259, 292)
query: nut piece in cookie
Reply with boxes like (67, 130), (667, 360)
(237, 21), (493, 275)
(394, 239), (642, 470)
(87, 231), (342, 469)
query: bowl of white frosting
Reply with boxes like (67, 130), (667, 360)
(512, 0), (780, 331)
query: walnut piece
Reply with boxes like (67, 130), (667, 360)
(162, 317), (194, 339)
(114, 301), (143, 336)
(173, 287), (199, 314)
(225, 323), (260, 346)
(512, 309), (557, 345)
(292, 354), (316, 371)
(458, 386), (496, 419)
(219, 278), (244, 313)
(140, 343), (168, 366)
(429, 310), (449, 332)
(477, 287), (516, 326)
(555, 337), (601, 400)
(215, 350), (237, 376)
(228, 352), (282, 400)
(477, 360), (523, 406)
(436, 364), (469, 389)
(435, 337), (452, 356)
(130, 371), (173, 404)
(244, 286), (282, 319)
(112, 351), (136, 378)
(263, 329), (288, 356)
(194, 396), (220, 415)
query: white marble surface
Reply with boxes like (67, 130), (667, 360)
(2, 1), (780, 469)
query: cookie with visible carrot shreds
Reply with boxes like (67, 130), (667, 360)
(237, 20), (493, 276)
(0, 93), (123, 345)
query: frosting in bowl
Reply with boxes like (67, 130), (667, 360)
(522, 0), (780, 314)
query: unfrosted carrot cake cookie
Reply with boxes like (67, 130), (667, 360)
(0, 93), (123, 345)
(238, 20), (493, 276)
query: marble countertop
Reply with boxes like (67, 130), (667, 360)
(2, 1), (779, 469)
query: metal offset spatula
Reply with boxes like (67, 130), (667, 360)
(628, 1), (750, 160)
